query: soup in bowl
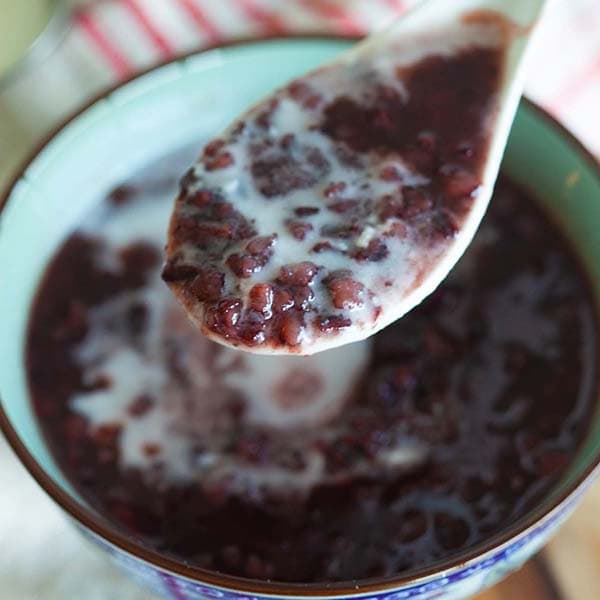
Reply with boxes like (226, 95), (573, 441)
(1, 37), (600, 600)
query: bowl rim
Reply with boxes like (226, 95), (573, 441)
(1, 33), (600, 597)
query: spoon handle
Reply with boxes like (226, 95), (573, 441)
(382, 0), (550, 37)
(471, 0), (550, 28)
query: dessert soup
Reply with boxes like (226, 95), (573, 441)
(27, 146), (599, 583)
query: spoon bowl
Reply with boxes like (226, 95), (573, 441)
(164, 0), (549, 356)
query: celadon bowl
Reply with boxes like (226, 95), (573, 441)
(1, 37), (600, 600)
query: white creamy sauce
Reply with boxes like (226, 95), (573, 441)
(69, 182), (428, 497)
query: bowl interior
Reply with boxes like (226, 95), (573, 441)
(1, 36), (600, 531)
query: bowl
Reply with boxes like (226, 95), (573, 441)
(1, 36), (600, 600)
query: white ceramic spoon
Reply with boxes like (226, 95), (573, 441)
(163, 0), (549, 355)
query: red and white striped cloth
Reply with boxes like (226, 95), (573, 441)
(19, 0), (600, 157)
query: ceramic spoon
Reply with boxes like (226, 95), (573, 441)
(163, 0), (549, 355)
